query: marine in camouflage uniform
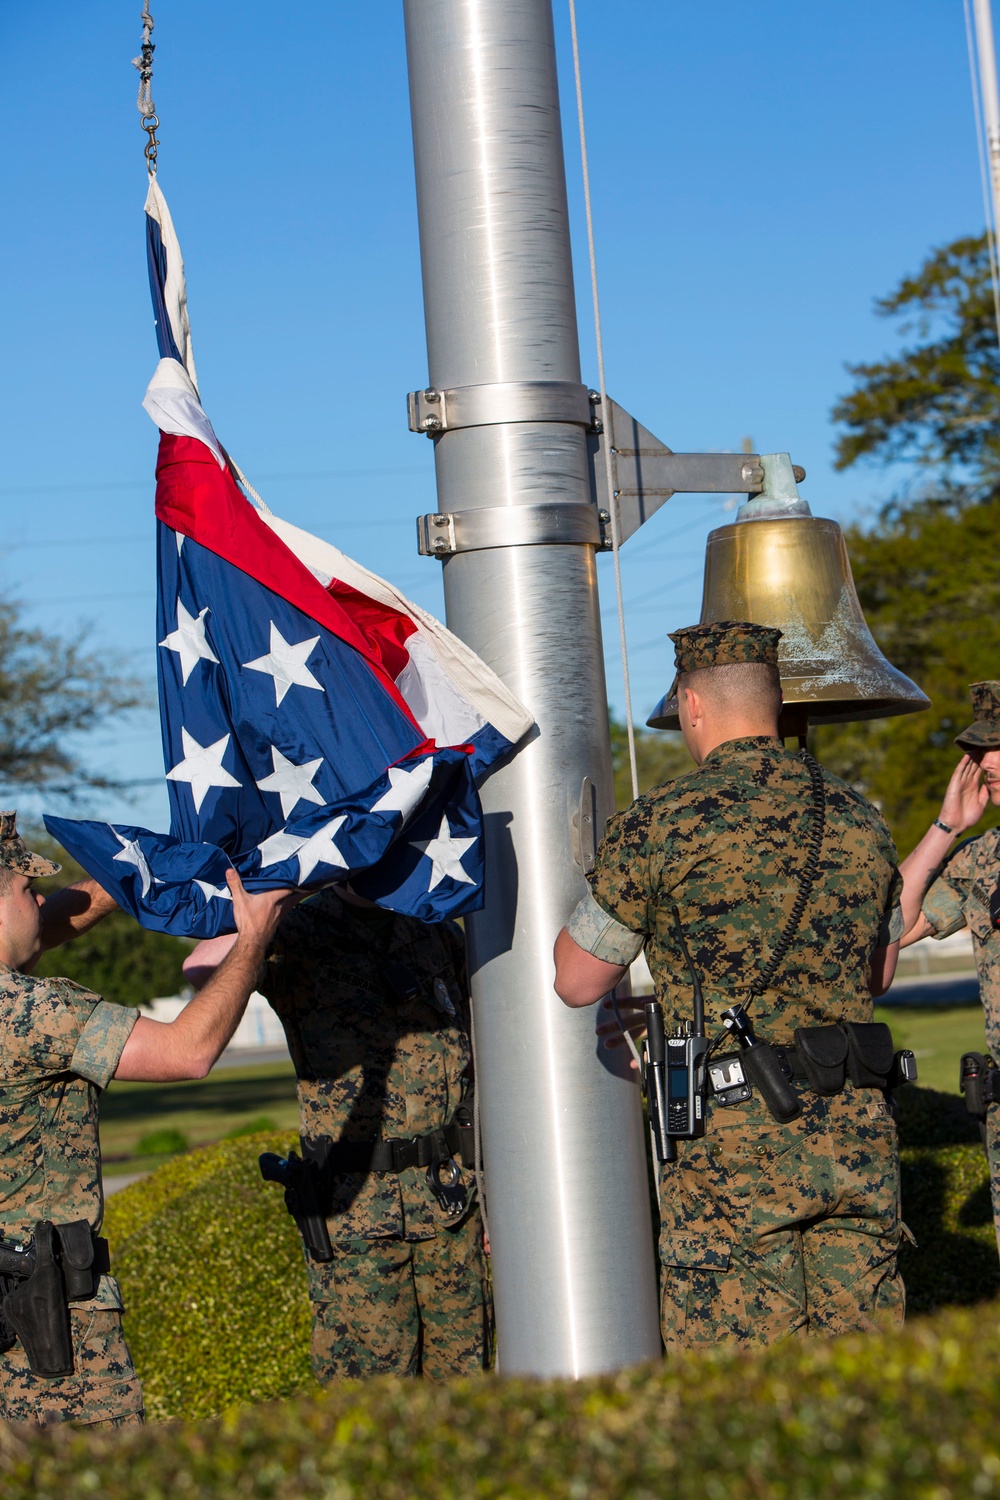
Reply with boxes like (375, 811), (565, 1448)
(560, 623), (906, 1349)
(900, 682), (1000, 1259)
(0, 814), (144, 1428)
(259, 887), (492, 1381)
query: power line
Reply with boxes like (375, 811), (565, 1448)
(0, 464), (428, 500)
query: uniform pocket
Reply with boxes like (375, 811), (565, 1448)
(659, 1229), (732, 1271)
(658, 1228), (741, 1348)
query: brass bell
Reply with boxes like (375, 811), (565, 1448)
(647, 456), (929, 733)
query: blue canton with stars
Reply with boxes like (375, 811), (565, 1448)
(46, 522), (486, 937)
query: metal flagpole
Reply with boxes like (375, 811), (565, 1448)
(402, 0), (661, 1376)
(973, 0), (1000, 236)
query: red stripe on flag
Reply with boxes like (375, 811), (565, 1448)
(154, 433), (427, 739)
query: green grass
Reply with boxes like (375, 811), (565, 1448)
(100, 1060), (299, 1173)
(874, 1003), (987, 1094)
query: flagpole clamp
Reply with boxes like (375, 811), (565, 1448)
(408, 381), (599, 436)
(417, 502), (606, 557)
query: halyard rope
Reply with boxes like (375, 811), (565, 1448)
(568, 0), (639, 804)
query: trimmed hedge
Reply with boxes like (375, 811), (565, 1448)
(2, 1302), (1000, 1497)
(101, 1088), (1000, 1426)
(104, 1130), (321, 1420)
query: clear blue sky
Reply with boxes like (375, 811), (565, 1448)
(0, 1), (987, 830)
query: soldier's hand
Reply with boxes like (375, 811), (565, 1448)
(940, 754), (989, 834)
(227, 871), (297, 949)
(596, 995), (646, 1068)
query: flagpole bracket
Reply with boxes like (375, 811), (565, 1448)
(408, 380), (597, 436)
(417, 502), (604, 557)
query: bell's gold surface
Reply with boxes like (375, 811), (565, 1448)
(647, 515), (930, 730)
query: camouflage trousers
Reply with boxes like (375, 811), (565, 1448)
(985, 1106), (1000, 1261)
(658, 1084), (905, 1348)
(0, 1300), (144, 1429)
(307, 1209), (493, 1381)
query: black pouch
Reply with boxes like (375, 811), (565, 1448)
(842, 1021), (894, 1089)
(793, 1025), (849, 1095)
(2, 1222), (73, 1377)
(446, 1101), (476, 1169)
(56, 1220), (96, 1302)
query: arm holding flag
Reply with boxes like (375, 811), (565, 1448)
(36, 878), (120, 954)
(114, 869), (294, 1081)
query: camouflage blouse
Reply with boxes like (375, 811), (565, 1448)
(588, 737), (903, 1038)
(922, 828), (1000, 1055)
(260, 890), (472, 1242)
(0, 965), (137, 1243)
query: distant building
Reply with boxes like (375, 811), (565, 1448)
(140, 989), (289, 1054)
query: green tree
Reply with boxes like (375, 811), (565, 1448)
(816, 232), (1000, 853)
(610, 714), (692, 810)
(832, 233), (1000, 490)
(30, 841), (193, 1006)
(0, 599), (145, 801)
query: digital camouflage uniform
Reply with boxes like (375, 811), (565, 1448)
(259, 888), (492, 1381)
(568, 624), (907, 1349)
(0, 814), (143, 1427)
(921, 681), (1000, 1257)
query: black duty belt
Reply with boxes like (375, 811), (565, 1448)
(321, 1118), (474, 1177)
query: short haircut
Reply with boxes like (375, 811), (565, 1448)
(0, 867), (13, 897)
(678, 660), (782, 723)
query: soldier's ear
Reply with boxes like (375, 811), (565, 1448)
(682, 685), (700, 723)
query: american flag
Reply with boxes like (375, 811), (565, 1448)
(46, 181), (531, 937)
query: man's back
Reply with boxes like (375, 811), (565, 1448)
(591, 735), (901, 1032)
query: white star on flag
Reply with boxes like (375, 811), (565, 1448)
(194, 879), (233, 903)
(258, 816), (349, 883)
(111, 828), (158, 898)
(411, 814), (476, 891)
(255, 747), (326, 819)
(166, 728), (242, 813)
(159, 599), (219, 686)
(370, 758), (434, 825)
(243, 622), (325, 707)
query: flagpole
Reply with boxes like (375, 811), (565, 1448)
(974, 0), (1000, 235)
(403, 0), (661, 1376)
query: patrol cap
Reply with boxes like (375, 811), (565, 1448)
(955, 682), (1000, 751)
(0, 812), (61, 879)
(647, 621), (783, 728)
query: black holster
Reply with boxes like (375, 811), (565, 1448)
(2, 1223), (73, 1378)
(259, 1149), (333, 1263)
(960, 1052), (1000, 1122)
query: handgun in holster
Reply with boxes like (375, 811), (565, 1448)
(259, 1148), (333, 1262)
(0, 1219), (103, 1378)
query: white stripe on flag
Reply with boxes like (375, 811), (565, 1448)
(143, 358), (227, 469)
(261, 512), (534, 749)
(144, 178), (199, 392)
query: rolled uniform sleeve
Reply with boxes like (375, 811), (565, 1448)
(70, 1000), (139, 1088)
(565, 890), (645, 965)
(2, 975), (137, 1086)
(922, 838), (979, 939)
